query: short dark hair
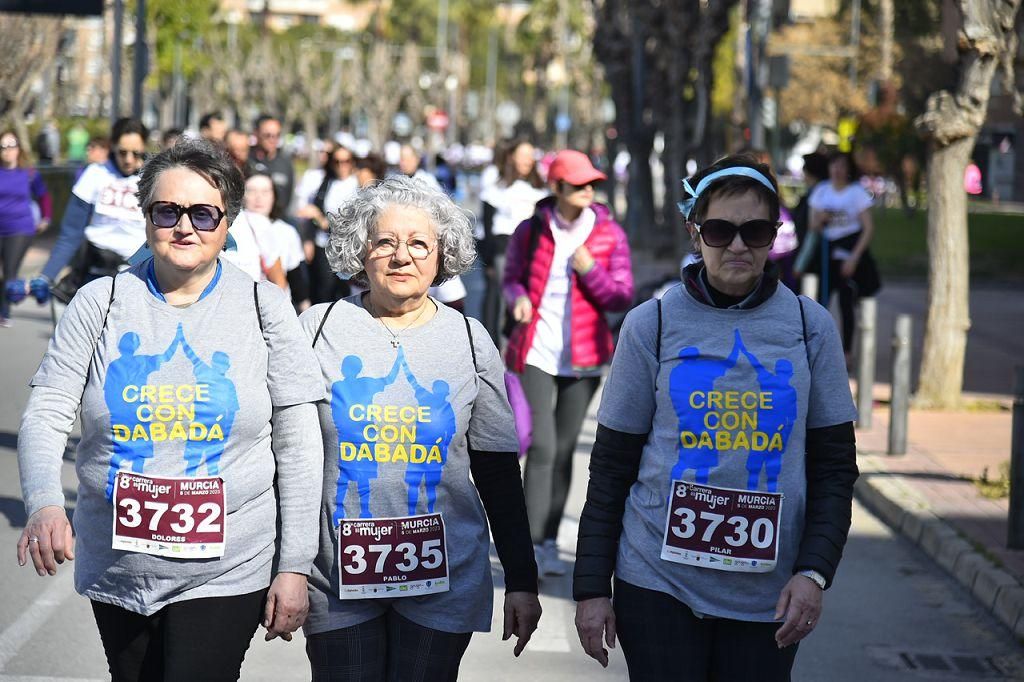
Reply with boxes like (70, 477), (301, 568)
(254, 114), (279, 131)
(199, 111), (223, 130)
(136, 137), (245, 226)
(827, 150), (860, 181)
(110, 117), (149, 146)
(161, 128), (183, 146)
(685, 153), (781, 225)
(355, 152), (387, 182)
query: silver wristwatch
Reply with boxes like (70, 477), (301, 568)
(798, 569), (826, 590)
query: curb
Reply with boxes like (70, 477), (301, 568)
(854, 457), (1024, 640)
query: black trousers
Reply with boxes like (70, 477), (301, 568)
(520, 365), (601, 543)
(90, 589), (266, 682)
(613, 578), (798, 681)
(0, 233), (33, 317)
(306, 610), (472, 682)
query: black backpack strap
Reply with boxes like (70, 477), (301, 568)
(462, 313), (479, 373)
(88, 274), (117, 376)
(253, 282), (264, 335)
(797, 295), (810, 367)
(312, 299), (340, 348)
(656, 297), (663, 363)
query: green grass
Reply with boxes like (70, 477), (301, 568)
(871, 207), (1024, 282)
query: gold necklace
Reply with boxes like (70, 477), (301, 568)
(369, 298), (430, 348)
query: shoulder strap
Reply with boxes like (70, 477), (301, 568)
(462, 313), (479, 373)
(797, 295), (810, 367)
(88, 274), (117, 376)
(253, 282), (264, 334)
(312, 299), (340, 348)
(656, 297), (663, 363)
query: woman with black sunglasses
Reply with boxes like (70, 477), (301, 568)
(573, 154), (859, 680)
(16, 138), (325, 681)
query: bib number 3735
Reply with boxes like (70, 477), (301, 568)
(661, 481), (782, 573)
(337, 514), (449, 599)
(112, 472), (226, 559)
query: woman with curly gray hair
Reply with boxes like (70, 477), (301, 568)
(299, 174), (541, 680)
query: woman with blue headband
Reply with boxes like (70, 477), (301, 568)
(572, 154), (859, 680)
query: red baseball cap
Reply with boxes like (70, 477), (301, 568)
(547, 150), (607, 186)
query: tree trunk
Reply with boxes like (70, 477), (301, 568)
(879, 0), (894, 83)
(916, 137), (972, 408)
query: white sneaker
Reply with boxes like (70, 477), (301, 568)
(540, 539), (568, 576)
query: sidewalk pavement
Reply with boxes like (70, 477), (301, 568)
(852, 381), (1023, 639)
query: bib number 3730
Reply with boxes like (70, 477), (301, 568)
(337, 514), (449, 599)
(661, 481), (782, 573)
(112, 472), (226, 559)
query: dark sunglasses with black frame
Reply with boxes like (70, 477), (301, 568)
(146, 201), (226, 231)
(694, 218), (779, 248)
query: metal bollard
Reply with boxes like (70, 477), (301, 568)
(887, 314), (911, 455)
(801, 273), (819, 301)
(856, 298), (877, 429)
(1009, 366), (1024, 549)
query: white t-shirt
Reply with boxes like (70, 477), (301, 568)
(222, 211), (281, 281)
(292, 168), (325, 215)
(480, 179), (549, 237)
(270, 218), (304, 272)
(526, 207), (598, 377)
(808, 181), (873, 241)
(76, 162), (145, 259)
(428, 276), (467, 304)
(312, 176), (359, 248)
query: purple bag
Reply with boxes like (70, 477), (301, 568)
(504, 371), (532, 457)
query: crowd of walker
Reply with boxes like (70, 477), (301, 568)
(5, 111), (871, 681)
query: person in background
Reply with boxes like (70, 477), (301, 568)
(161, 128), (183, 150)
(73, 137), (111, 183)
(297, 143), (358, 304)
(66, 122), (91, 164)
(434, 152), (457, 195)
(299, 175), (540, 679)
(32, 118), (149, 302)
(503, 149), (633, 577)
(225, 129), (250, 171)
(292, 141), (329, 216)
(354, 152), (387, 189)
(0, 130), (52, 327)
(199, 111), (227, 144)
(791, 151), (830, 290)
(807, 151), (880, 366)
(247, 115), (294, 218)
(397, 143), (443, 192)
(244, 171), (309, 310)
(223, 185), (289, 290)
(573, 154), (858, 680)
(35, 122), (60, 166)
(16, 138), (325, 681)
(480, 138), (548, 345)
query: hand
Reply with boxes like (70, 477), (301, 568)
(295, 204), (322, 221)
(17, 506), (74, 576)
(303, 241), (315, 263)
(575, 597), (616, 667)
(571, 245), (595, 274)
(839, 257), (858, 279)
(512, 296), (532, 324)
(503, 591), (542, 657)
(35, 219), (49, 234)
(774, 574), (823, 648)
(263, 572), (309, 642)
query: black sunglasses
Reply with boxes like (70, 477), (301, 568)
(695, 219), (779, 248)
(115, 148), (147, 160)
(147, 201), (225, 231)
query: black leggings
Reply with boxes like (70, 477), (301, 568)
(90, 589), (266, 682)
(520, 365), (601, 543)
(305, 610), (472, 682)
(613, 578), (798, 681)
(0, 233), (33, 317)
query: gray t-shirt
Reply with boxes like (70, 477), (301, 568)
(299, 297), (519, 634)
(597, 283), (856, 621)
(26, 261), (325, 615)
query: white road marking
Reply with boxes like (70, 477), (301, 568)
(0, 570), (77, 672)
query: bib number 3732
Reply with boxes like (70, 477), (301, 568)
(112, 472), (226, 559)
(661, 481), (782, 573)
(337, 514), (449, 599)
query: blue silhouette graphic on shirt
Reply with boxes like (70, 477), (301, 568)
(668, 330), (743, 484)
(331, 351), (403, 521)
(401, 358), (456, 515)
(103, 328), (181, 499)
(741, 348), (797, 492)
(180, 332), (239, 477)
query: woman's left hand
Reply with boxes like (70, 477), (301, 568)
(263, 572), (309, 642)
(840, 257), (858, 279)
(35, 219), (49, 234)
(503, 591), (542, 656)
(774, 574), (823, 648)
(572, 245), (595, 274)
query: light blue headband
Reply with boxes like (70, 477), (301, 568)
(677, 167), (777, 220)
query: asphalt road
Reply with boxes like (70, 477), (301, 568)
(1, 295), (1022, 681)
